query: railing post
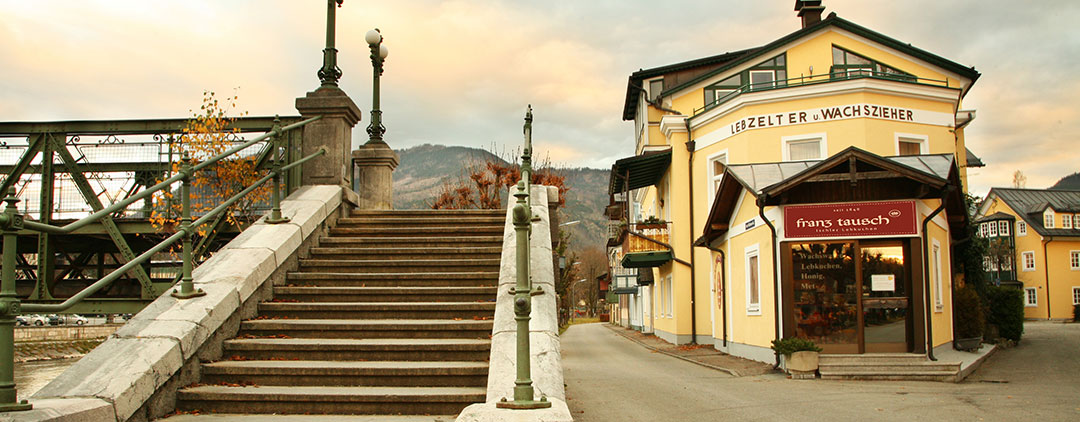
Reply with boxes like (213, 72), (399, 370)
(0, 188), (31, 411)
(266, 116), (290, 224)
(172, 153), (205, 299)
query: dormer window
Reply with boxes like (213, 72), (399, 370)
(998, 220), (1010, 236)
(1044, 209), (1056, 228)
(988, 221), (998, 237)
(831, 46), (913, 81)
(1064, 214), (1074, 229)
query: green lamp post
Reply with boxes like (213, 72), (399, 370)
(317, 0), (345, 88)
(364, 28), (389, 145)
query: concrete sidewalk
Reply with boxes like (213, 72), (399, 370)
(601, 323), (774, 377)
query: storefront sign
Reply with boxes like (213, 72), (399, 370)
(871, 274), (895, 292)
(784, 201), (918, 239)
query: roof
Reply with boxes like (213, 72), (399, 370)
(622, 12), (980, 121)
(622, 49), (757, 120)
(965, 147), (985, 168)
(725, 153), (955, 195)
(701, 148), (966, 244)
(976, 212), (1015, 223)
(987, 188), (1080, 237)
(608, 149), (672, 195)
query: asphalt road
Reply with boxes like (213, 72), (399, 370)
(562, 322), (1080, 421)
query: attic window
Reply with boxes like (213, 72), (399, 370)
(649, 79), (664, 102)
(831, 46), (913, 81)
(1044, 209), (1055, 228)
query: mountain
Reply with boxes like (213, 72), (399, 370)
(392, 144), (609, 251)
(1050, 172), (1080, 190)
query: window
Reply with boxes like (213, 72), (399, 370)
(708, 151), (728, 206)
(831, 46), (913, 81)
(749, 70), (776, 91)
(982, 256), (991, 272)
(703, 54), (786, 107)
(978, 223), (986, 238)
(1073, 287), (1080, 306)
(656, 275), (666, 318)
(1064, 214), (1073, 229)
(648, 79), (663, 102)
(704, 74), (741, 107)
(783, 133), (827, 161)
(660, 278), (669, 317)
(895, 133), (928, 156)
(1018, 221), (1027, 236)
(746, 245), (761, 315)
(1024, 287), (1038, 307)
(998, 221), (1010, 236)
(988, 222), (998, 237)
(1074, 215), (1080, 229)
(1022, 251), (1036, 271)
(933, 241), (943, 312)
(1071, 251), (1080, 270)
(1044, 209), (1055, 228)
(1001, 256), (1012, 271)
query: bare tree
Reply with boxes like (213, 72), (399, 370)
(1012, 170), (1027, 189)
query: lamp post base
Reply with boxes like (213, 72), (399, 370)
(171, 289), (206, 299)
(496, 397), (552, 410)
(0, 400), (32, 412)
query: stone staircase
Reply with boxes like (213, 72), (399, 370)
(818, 353), (961, 382)
(175, 209), (505, 417)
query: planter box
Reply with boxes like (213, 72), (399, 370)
(954, 336), (982, 351)
(784, 351), (819, 379)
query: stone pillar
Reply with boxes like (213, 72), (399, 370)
(352, 142), (399, 210)
(295, 86), (362, 187)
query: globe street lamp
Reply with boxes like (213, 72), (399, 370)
(365, 28), (389, 145)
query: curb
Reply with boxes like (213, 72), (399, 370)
(601, 324), (742, 377)
(957, 344), (998, 382)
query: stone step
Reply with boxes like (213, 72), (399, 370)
(240, 319), (494, 339)
(222, 338), (490, 361)
(329, 226), (503, 238)
(161, 414), (455, 421)
(272, 286), (497, 303)
(176, 385), (486, 415)
(308, 246), (502, 260)
(818, 371), (958, 382)
(259, 302), (495, 320)
(201, 360), (488, 387)
(336, 216), (505, 228)
(298, 259), (500, 274)
(319, 236), (502, 248)
(818, 353), (933, 364)
(285, 272), (498, 287)
(818, 361), (960, 372)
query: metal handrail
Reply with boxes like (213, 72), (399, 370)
(691, 70), (951, 116)
(0, 115), (323, 411)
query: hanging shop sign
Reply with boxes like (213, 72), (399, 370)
(784, 200), (918, 239)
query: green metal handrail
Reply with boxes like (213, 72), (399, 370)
(496, 106), (550, 410)
(0, 115), (323, 411)
(691, 70), (952, 116)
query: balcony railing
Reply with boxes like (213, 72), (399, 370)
(626, 221), (670, 253)
(692, 70), (951, 116)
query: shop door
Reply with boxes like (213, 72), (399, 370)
(859, 242), (912, 353)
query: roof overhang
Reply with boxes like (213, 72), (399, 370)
(608, 149), (672, 195)
(621, 250), (673, 269)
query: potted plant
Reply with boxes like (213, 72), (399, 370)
(953, 285), (985, 351)
(770, 337), (822, 379)
(637, 216), (664, 230)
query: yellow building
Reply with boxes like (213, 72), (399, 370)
(607, 1), (984, 367)
(976, 188), (1080, 320)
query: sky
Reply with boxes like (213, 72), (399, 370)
(1, 0), (1078, 196)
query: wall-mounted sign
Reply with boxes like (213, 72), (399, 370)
(745, 219), (756, 230)
(871, 274), (896, 292)
(784, 201), (918, 239)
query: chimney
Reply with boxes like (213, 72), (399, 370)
(794, 0), (826, 28)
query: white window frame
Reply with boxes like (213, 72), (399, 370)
(894, 132), (929, 155)
(1017, 221), (1027, 236)
(1044, 209), (1055, 228)
(988, 222), (998, 237)
(660, 276), (669, 319)
(706, 149), (729, 207)
(1024, 287), (1038, 307)
(748, 70), (777, 90)
(998, 220), (1010, 236)
(1071, 251), (1080, 270)
(933, 239), (944, 312)
(1001, 256), (1012, 271)
(1074, 214), (1080, 229)
(647, 78), (663, 102)
(1022, 251), (1036, 272)
(781, 133), (828, 162)
(1064, 214), (1073, 229)
(982, 256), (991, 272)
(1073, 287), (1080, 306)
(978, 223), (985, 238)
(745, 244), (761, 315)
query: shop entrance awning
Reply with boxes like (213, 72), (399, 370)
(608, 149), (672, 194)
(621, 250), (673, 268)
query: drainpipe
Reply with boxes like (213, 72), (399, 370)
(1042, 235), (1053, 320)
(756, 195), (781, 367)
(921, 190), (948, 361)
(685, 119), (698, 344)
(697, 241), (727, 347)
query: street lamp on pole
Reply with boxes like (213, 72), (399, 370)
(317, 0), (345, 88)
(365, 29), (389, 145)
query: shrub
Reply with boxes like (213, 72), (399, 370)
(953, 286), (985, 339)
(985, 286), (1024, 342)
(770, 337), (821, 356)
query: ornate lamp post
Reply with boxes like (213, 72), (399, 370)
(364, 29), (389, 144)
(317, 0), (345, 88)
